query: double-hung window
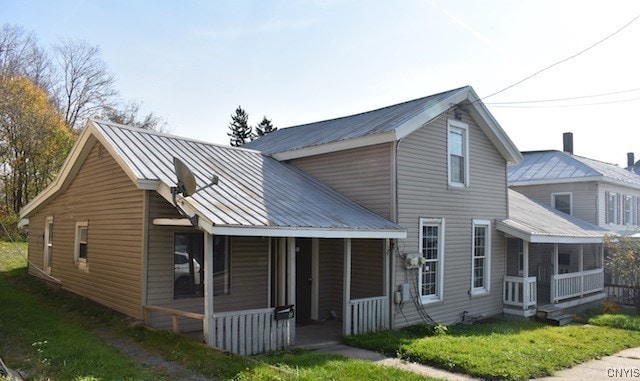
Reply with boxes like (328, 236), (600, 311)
(471, 219), (491, 295)
(74, 221), (88, 269)
(624, 195), (634, 225)
(44, 216), (53, 274)
(448, 120), (469, 187)
(419, 218), (445, 303)
(606, 192), (618, 224)
(552, 193), (572, 215)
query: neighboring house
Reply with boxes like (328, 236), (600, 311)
(21, 86), (609, 355)
(508, 133), (640, 236)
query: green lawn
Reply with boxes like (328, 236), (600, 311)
(345, 318), (640, 380)
(0, 242), (431, 381)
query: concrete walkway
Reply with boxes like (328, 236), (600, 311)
(318, 344), (640, 380)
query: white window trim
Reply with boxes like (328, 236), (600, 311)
(418, 217), (445, 304)
(471, 219), (491, 296)
(607, 192), (618, 225)
(551, 192), (572, 215)
(624, 195), (634, 225)
(447, 119), (470, 188)
(74, 221), (88, 269)
(43, 216), (54, 274)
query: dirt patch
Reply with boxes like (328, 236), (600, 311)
(93, 329), (214, 381)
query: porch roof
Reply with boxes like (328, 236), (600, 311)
(498, 189), (609, 244)
(21, 119), (405, 239)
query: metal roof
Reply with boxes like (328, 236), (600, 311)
(22, 119), (406, 238)
(508, 150), (640, 189)
(498, 189), (608, 243)
(244, 86), (523, 164)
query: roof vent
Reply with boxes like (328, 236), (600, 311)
(563, 132), (573, 154)
(628, 152), (636, 167)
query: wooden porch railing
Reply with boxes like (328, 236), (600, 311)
(143, 306), (293, 355)
(606, 284), (640, 306)
(552, 268), (604, 302)
(211, 307), (293, 355)
(348, 296), (389, 335)
(503, 276), (537, 310)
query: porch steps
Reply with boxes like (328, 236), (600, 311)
(536, 306), (574, 326)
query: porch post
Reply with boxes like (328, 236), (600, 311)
(579, 245), (584, 297)
(311, 238), (319, 321)
(383, 239), (390, 328)
(343, 238), (352, 336)
(552, 243), (559, 303)
(203, 232), (215, 346)
(287, 237), (296, 344)
(277, 238), (286, 306)
(523, 241), (530, 310)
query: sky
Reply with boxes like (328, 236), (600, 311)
(3, 0), (640, 167)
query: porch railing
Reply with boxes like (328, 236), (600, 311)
(348, 296), (389, 335)
(503, 276), (537, 310)
(211, 307), (293, 355)
(552, 268), (604, 303)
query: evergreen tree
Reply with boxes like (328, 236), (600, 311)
(227, 106), (253, 146)
(255, 116), (277, 137)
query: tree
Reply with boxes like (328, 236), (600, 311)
(254, 116), (277, 137)
(52, 39), (117, 130)
(0, 24), (52, 92)
(227, 106), (253, 146)
(99, 99), (170, 132)
(0, 76), (74, 215)
(605, 234), (640, 313)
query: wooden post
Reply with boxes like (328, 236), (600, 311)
(278, 238), (286, 306)
(286, 237), (296, 344)
(523, 241), (530, 310)
(311, 238), (319, 321)
(552, 243), (559, 303)
(383, 239), (390, 328)
(579, 244), (584, 296)
(343, 238), (352, 336)
(204, 232), (215, 346)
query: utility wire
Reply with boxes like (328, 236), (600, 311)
(486, 87), (640, 105)
(482, 13), (640, 101)
(490, 96), (640, 108)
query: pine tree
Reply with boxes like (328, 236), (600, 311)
(227, 106), (253, 146)
(255, 116), (277, 137)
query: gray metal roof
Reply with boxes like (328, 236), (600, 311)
(498, 189), (608, 243)
(508, 150), (640, 189)
(90, 120), (404, 237)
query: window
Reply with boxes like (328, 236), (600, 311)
(419, 218), (445, 303)
(552, 193), (572, 215)
(517, 239), (524, 277)
(471, 219), (491, 295)
(448, 120), (469, 187)
(173, 233), (229, 299)
(624, 195), (634, 225)
(74, 221), (88, 268)
(606, 192), (618, 224)
(43, 216), (53, 274)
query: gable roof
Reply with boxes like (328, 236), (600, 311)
(498, 189), (609, 243)
(20, 120), (406, 239)
(245, 86), (523, 163)
(508, 150), (640, 190)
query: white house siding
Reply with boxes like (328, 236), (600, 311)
(394, 110), (508, 327)
(509, 182), (598, 225)
(597, 183), (640, 232)
(290, 143), (393, 220)
(26, 142), (144, 319)
(146, 192), (269, 331)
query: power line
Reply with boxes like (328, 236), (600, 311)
(482, 13), (640, 101)
(486, 87), (640, 105)
(489, 96), (640, 108)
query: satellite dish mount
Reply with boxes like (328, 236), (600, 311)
(171, 157), (219, 227)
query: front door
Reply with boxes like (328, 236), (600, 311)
(296, 238), (312, 322)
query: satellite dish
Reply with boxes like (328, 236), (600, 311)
(173, 157), (197, 197)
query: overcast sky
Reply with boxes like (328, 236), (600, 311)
(3, 0), (640, 167)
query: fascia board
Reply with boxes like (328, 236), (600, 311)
(509, 177), (603, 187)
(210, 225), (407, 239)
(272, 132), (396, 161)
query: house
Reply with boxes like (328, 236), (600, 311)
(20, 86), (609, 355)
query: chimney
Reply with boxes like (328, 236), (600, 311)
(628, 152), (635, 167)
(562, 132), (573, 154)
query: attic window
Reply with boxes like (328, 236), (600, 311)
(447, 120), (469, 187)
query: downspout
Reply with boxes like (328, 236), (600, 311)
(389, 139), (401, 330)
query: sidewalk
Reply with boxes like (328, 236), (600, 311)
(318, 344), (640, 381)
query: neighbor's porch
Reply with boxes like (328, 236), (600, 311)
(142, 230), (392, 355)
(503, 239), (605, 317)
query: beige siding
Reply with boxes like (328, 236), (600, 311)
(291, 143), (393, 219)
(394, 110), (508, 327)
(146, 193), (269, 330)
(510, 182), (598, 224)
(27, 142), (144, 318)
(318, 238), (343, 320)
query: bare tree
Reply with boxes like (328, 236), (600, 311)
(52, 39), (117, 129)
(0, 24), (52, 91)
(99, 99), (170, 132)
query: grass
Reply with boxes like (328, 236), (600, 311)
(345, 318), (640, 380)
(0, 242), (430, 381)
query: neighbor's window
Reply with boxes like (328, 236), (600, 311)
(74, 221), (88, 268)
(173, 233), (229, 299)
(419, 217), (445, 303)
(448, 120), (469, 187)
(624, 195), (634, 225)
(471, 219), (491, 295)
(606, 192), (618, 224)
(552, 193), (572, 215)
(44, 216), (53, 274)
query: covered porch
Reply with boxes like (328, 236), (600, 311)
(498, 190), (608, 317)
